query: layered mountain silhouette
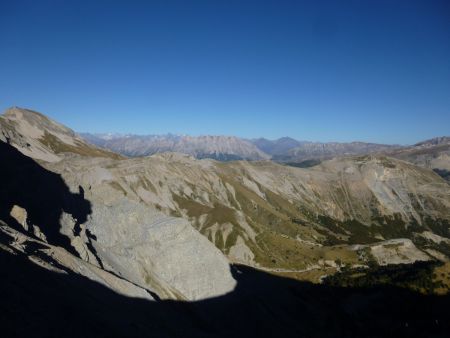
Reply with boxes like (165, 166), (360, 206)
(81, 133), (270, 160)
(82, 131), (400, 162)
(81, 131), (450, 177)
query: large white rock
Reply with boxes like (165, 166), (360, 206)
(85, 199), (236, 300)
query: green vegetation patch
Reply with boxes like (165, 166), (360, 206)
(253, 231), (358, 270)
(172, 193), (212, 218)
(323, 261), (447, 295)
(423, 217), (450, 238)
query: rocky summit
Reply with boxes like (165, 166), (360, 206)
(1, 107), (450, 337)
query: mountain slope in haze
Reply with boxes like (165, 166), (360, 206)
(415, 136), (450, 147)
(249, 137), (304, 155)
(386, 137), (450, 181)
(82, 132), (270, 160)
(2, 107), (450, 298)
(272, 141), (400, 163)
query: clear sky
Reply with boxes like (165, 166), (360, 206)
(1, 0), (449, 144)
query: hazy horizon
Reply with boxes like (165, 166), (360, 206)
(78, 129), (434, 146)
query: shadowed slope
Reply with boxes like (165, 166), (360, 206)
(0, 141), (91, 255)
(0, 229), (449, 338)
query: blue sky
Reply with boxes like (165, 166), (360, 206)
(0, 0), (449, 144)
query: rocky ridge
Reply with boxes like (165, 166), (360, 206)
(0, 107), (122, 162)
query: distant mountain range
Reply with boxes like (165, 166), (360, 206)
(80, 133), (270, 161)
(250, 137), (305, 155)
(81, 132), (447, 164)
(79, 133), (450, 181)
(80, 132), (402, 162)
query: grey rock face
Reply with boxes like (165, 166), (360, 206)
(48, 159), (238, 301)
(83, 200), (236, 300)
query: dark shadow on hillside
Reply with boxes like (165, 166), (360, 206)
(0, 227), (449, 338)
(0, 141), (91, 255)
